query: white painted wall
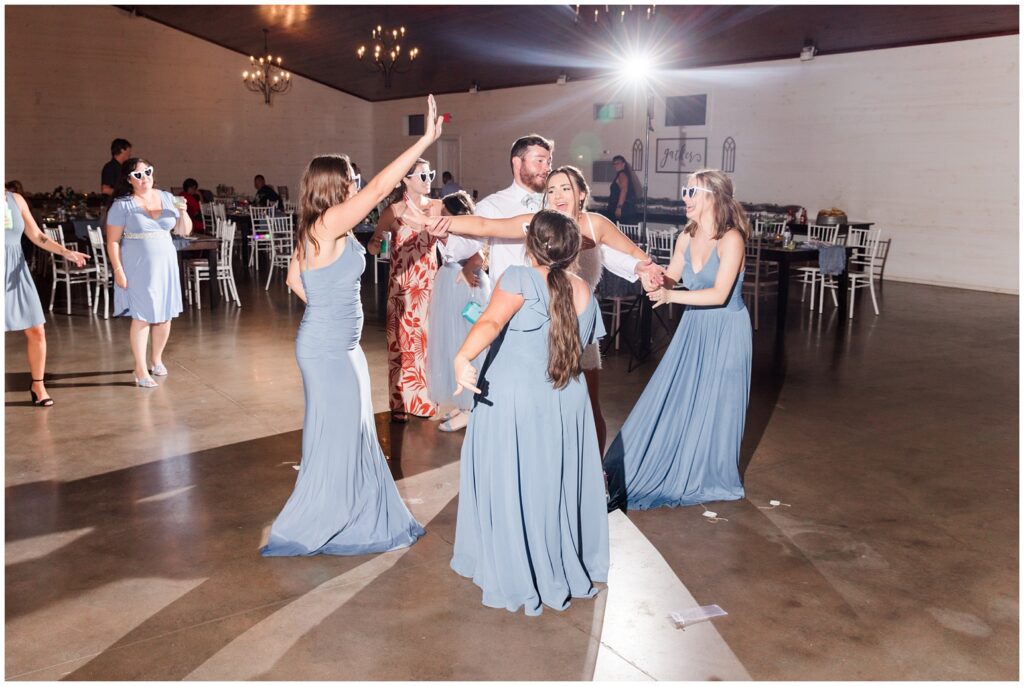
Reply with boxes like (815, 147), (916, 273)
(5, 6), (1017, 292)
(372, 37), (1019, 293)
(5, 5), (373, 199)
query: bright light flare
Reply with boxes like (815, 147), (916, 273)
(618, 51), (655, 84)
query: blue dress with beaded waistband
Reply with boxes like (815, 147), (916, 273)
(106, 190), (183, 322)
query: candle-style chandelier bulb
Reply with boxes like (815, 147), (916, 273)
(241, 28), (292, 105)
(356, 23), (422, 87)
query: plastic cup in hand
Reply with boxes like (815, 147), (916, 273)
(172, 197), (189, 235)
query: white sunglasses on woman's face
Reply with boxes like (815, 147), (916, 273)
(681, 185), (712, 200)
(129, 166), (154, 181)
(406, 170), (436, 183)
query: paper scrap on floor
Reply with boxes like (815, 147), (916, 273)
(671, 604), (728, 628)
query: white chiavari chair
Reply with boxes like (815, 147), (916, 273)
(248, 206), (276, 271)
(264, 215), (295, 291)
(796, 224), (840, 311)
(186, 219), (242, 308)
(86, 226), (113, 319)
(44, 227), (97, 314)
(820, 228), (882, 318)
(616, 222), (645, 252)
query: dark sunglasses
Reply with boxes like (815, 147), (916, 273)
(129, 166), (154, 181)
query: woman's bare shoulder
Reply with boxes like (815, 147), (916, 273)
(568, 272), (593, 308)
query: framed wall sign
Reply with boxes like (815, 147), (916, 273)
(655, 137), (708, 174)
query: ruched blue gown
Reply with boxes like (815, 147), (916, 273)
(451, 266), (609, 615)
(262, 235), (425, 556)
(604, 242), (752, 511)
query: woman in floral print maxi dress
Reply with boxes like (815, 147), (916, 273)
(369, 160), (441, 422)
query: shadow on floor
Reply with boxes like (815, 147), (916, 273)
(5, 369), (136, 393)
(7, 416), (601, 680)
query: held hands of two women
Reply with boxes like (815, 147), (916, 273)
(635, 260), (665, 291)
(453, 353), (481, 396)
(648, 287), (671, 308)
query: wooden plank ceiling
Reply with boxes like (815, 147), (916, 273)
(127, 4), (1019, 102)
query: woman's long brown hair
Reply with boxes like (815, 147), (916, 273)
(683, 169), (750, 241)
(525, 210), (583, 389)
(296, 154), (357, 257)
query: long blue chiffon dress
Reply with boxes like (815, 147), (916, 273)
(426, 256), (492, 411)
(4, 192), (46, 332)
(451, 266), (609, 616)
(261, 235), (425, 556)
(604, 241), (752, 511)
(107, 191), (183, 322)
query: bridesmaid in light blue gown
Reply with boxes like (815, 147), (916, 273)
(604, 169), (752, 512)
(4, 190), (90, 406)
(445, 209), (609, 616)
(261, 95), (445, 557)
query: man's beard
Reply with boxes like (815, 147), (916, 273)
(521, 170), (548, 193)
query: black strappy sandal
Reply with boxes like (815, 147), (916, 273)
(29, 378), (54, 407)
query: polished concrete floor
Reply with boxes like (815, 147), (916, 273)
(5, 262), (1018, 680)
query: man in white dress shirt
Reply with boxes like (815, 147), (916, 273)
(439, 134), (654, 285)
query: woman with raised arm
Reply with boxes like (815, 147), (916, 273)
(261, 95), (444, 557)
(604, 169), (752, 512)
(4, 190), (90, 407)
(367, 158), (443, 423)
(449, 210), (608, 616)
(426, 165), (661, 453)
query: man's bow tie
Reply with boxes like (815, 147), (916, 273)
(522, 194), (542, 211)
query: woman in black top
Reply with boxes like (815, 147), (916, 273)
(606, 155), (642, 224)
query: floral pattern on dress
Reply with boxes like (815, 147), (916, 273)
(386, 211), (439, 416)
